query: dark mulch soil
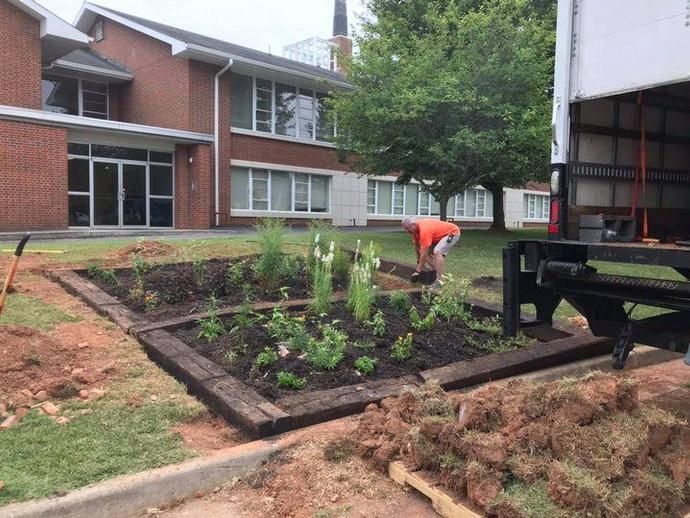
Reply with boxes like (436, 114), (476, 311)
(80, 256), (319, 320)
(173, 294), (509, 400)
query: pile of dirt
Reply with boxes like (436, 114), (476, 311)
(0, 325), (114, 415)
(109, 240), (177, 260)
(353, 373), (690, 517)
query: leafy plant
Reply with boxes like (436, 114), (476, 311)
(309, 238), (336, 314)
(388, 291), (412, 314)
(266, 307), (311, 352)
(131, 254), (151, 282)
(254, 218), (286, 289)
(409, 306), (435, 332)
(364, 309), (386, 337)
(431, 274), (470, 323)
(347, 240), (380, 322)
(465, 315), (503, 337)
(86, 264), (119, 285)
(223, 342), (248, 365)
(421, 287), (435, 306)
(307, 221), (337, 271)
(353, 340), (376, 351)
(279, 254), (303, 280)
(242, 283), (255, 301)
(232, 301), (258, 331)
(226, 260), (244, 288)
(332, 247), (350, 283)
(466, 333), (534, 353)
(192, 257), (206, 287)
(305, 324), (347, 370)
(197, 296), (226, 342)
(143, 291), (159, 312)
(277, 371), (307, 390)
(391, 333), (414, 361)
(354, 356), (377, 375)
(254, 347), (279, 369)
(128, 285), (145, 303)
(279, 286), (290, 301)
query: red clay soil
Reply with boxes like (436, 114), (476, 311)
(109, 240), (178, 261)
(351, 373), (690, 517)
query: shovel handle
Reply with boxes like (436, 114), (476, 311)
(0, 233), (31, 316)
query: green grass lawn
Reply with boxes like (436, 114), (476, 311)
(0, 293), (80, 330)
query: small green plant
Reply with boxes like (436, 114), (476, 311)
(353, 340), (376, 351)
(266, 307), (311, 351)
(254, 218), (286, 289)
(86, 264), (119, 285)
(364, 310), (386, 337)
(279, 286), (290, 301)
(409, 306), (435, 332)
(465, 315), (502, 337)
(254, 347), (279, 369)
(131, 254), (151, 282)
(277, 371), (306, 390)
(128, 285), (145, 303)
(305, 323), (347, 370)
(332, 247), (350, 283)
(226, 260), (244, 288)
(347, 240), (380, 322)
(192, 257), (206, 287)
(388, 291), (412, 314)
(232, 301), (257, 331)
(197, 296), (226, 342)
(391, 333), (414, 361)
(143, 290), (159, 312)
(242, 283), (255, 301)
(431, 274), (470, 322)
(279, 254), (303, 280)
(465, 332), (534, 353)
(421, 287), (435, 306)
(223, 342), (248, 365)
(309, 238), (335, 314)
(354, 356), (376, 375)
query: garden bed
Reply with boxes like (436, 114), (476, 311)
(78, 255), (410, 321)
(172, 293), (524, 401)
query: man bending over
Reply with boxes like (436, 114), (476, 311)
(401, 217), (461, 289)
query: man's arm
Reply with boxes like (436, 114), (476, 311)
(416, 246), (428, 272)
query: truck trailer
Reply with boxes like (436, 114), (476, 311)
(503, 0), (690, 367)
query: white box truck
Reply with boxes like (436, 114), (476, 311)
(504, 0), (690, 368)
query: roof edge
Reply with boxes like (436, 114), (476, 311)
(10, 0), (90, 44)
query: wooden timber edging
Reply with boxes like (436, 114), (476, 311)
(48, 256), (615, 438)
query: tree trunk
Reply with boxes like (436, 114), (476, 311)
(484, 182), (506, 231)
(438, 195), (449, 221)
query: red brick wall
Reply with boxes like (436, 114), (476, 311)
(89, 17), (192, 130)
(0, 2), (42, 109)
(0, 120), (68, 231)
(174, 144), (213, 229)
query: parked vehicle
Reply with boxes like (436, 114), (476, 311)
(503, 0), (690, 368)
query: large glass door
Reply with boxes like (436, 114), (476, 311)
(92, 161), (147, 227)
(122, 163), (147, 226)
(93, 161), (119, 226)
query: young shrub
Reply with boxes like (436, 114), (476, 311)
(279, 254), (303, 281)
(347, 240), (381, 322)
(266, 307), (311, 352)
(277, 371), (307, 390)
(87, 264), (119, 285)
(410, 306), (435, 332)
(305, 323), (347, 370)
(254, 347), (279, 369)
(254, 218), (286, 289)
(365, 309), (386, 337)
(279, 286), (290, 301)
(309, 239), (335, 314)
(232, 301), (258, 331)
(465, 315), (503, 337)
(331, 247), (350, 283)
(225, 260), (244, 289)
(143, 291), (159, 312)
(354, 356), (377, 375)
(391, 333), (414, 361)
(197, 296), (226, 342)
(131, 254), (152, 282)
(192, 257), (206, 287)
(388, 291), (412, 314)
(431, 274), (471, 322)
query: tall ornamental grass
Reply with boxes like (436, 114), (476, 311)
(254, 218), (286, 289)
(347, 240), (380, 321)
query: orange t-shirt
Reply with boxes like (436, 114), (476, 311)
(412, 220), (461, 249)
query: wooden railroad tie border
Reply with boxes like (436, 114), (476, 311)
(388, 461), (482, 518)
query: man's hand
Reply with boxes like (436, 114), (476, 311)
(410, 271), (421, 283)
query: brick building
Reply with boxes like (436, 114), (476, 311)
(0, 0), (548, 232)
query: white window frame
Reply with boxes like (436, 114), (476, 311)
(367, 180), (377, 214)
(524, 193), (550, 221)
(43, 76), (109, 119)
(418, 189), (431, 216)
(239, 168), (331, 213)
(244, 75), (335, 142)
(392, 183), (405, 215)
(454, 188), (491, 219)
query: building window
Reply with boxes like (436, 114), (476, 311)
(42, 74), (108, 119)
(367, 180), (376, 214)
(418, 191), (430, 216)
(232, 73), (336, 142)
(454, 188), (490, 218)
(231, 167), (330, 213)
(68, 157), (90, 227)
(393, 184), (405, 215)
(524, 193), (550, 220)
(367, 180), (449, 217)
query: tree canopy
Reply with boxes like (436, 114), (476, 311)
(331, 0), (556, 225)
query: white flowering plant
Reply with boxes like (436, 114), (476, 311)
(309, 236), (335, 314)
(347, 240), (381, 322)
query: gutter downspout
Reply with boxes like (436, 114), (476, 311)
(214, 58), (233, 227)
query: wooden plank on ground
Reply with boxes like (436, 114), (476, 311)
(420, 335), (614, 390)
(277, 376), (420, 428)
(388, 462), (481, 518)
(51, 270), (121, 309)
(138, 329), (195, 371)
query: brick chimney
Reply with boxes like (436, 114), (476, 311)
(329, 0), (352, 73)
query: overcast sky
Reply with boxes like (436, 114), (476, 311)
(37, 0), (366, 55)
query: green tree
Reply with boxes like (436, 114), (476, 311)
(332, 0), (555, 226)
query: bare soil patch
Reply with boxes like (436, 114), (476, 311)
(172, 414), (248, 454)
(109, 240), (178, 261)
(351, 373), (690, 517)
